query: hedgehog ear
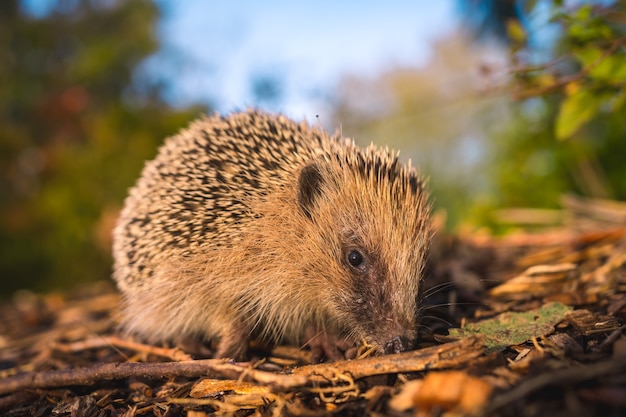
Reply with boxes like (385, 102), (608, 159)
(297, 163), (324, 220)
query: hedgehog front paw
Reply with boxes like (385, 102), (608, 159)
(304, 327), (355, 363)
(214, 326), (250, 361)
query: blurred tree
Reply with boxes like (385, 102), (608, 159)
(458, 0), (522, 42)
(333, 1), (626, 232)
(461, 0), (626, 224)
(0, 0), (207, 295)
(331, 34), (510, 230)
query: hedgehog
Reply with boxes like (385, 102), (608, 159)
(112, 109), (431, 361)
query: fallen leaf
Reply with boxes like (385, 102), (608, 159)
(412, 371), (493, 414)
(448, 302), (572, 351)
(489, 263), (577, 300)
(190, 378), (270, 398)
(388, 380), (422, 411)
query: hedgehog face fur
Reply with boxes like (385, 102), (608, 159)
(113, 110), (431, 360)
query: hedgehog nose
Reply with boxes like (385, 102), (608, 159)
(384, 336), (413, 354)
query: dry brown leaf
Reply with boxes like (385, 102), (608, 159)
(412, 371), (493, 414)
(186, 411), (207, 417)
(489, 263), (578, 300)
(388, 379), (422, 411)
(190, 378), (270, 398)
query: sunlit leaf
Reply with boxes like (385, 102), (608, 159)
(567, 4), (613, 41)
(610, 89), (626, 112)
(535, 73), (556, 88)
(506, 19), (527, 44)
(555, 88), (602, 140)
(574, 3), (592, 21)
(564, 81), (580, 96)
(574, 47), (626, 82)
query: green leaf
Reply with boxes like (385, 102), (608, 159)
(555, 88), (602, 140)
(448, 302), (572, 351)
(574, 3), (592, 21)
(573, 46), (602, 67)
(566, 4), (613, 42)
(574, 47), (626, 82)
(507, 19), (527, 44)
(610, 89), (626, 112)
(592, 54), (626, 81)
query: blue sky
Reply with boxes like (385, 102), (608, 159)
(22, 1), (458, 120)
(145, 1), (458, 119)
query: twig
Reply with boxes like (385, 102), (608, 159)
(511, 35), (626, 100)
(291, 335), (485, 381)
(0, 391), (39, 411)
(488, 355), (626, 412)
(0, 337), (484, 396)
(51, 335), (193, 361)
(0, 359), (306, 395)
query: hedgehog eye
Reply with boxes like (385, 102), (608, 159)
(346, 249), (365, 270)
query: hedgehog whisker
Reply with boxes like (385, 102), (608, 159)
(418, 315), (455, 328)
(421, 282), (455, 299)
(418, 301), (484, 312)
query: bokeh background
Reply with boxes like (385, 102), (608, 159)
(2, 0), (625, 295)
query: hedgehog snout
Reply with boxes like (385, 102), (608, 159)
(383, 335), (414, 354)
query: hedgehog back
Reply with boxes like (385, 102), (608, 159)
(112, 111), (337, 291)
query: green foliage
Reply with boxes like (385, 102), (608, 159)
(555, 87), (604, 140)
(512, 2), (626, 140)
(0, 0), (207, 295)
(458, 0), (523, 43)
(329, 36), (510, 230)
(499, 0), (626, 206)
(333, 1), (626, 231)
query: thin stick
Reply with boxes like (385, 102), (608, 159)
(0, 337), (484, 396)
(0, 359), (306, 395)
(291, 335), (485, 381)
(488, 355), (626, 412)
(51, 336), (193, 362)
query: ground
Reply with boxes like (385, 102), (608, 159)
(1, 198), (625, 416)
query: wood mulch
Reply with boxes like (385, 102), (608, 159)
(1, 196), (625, 416)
